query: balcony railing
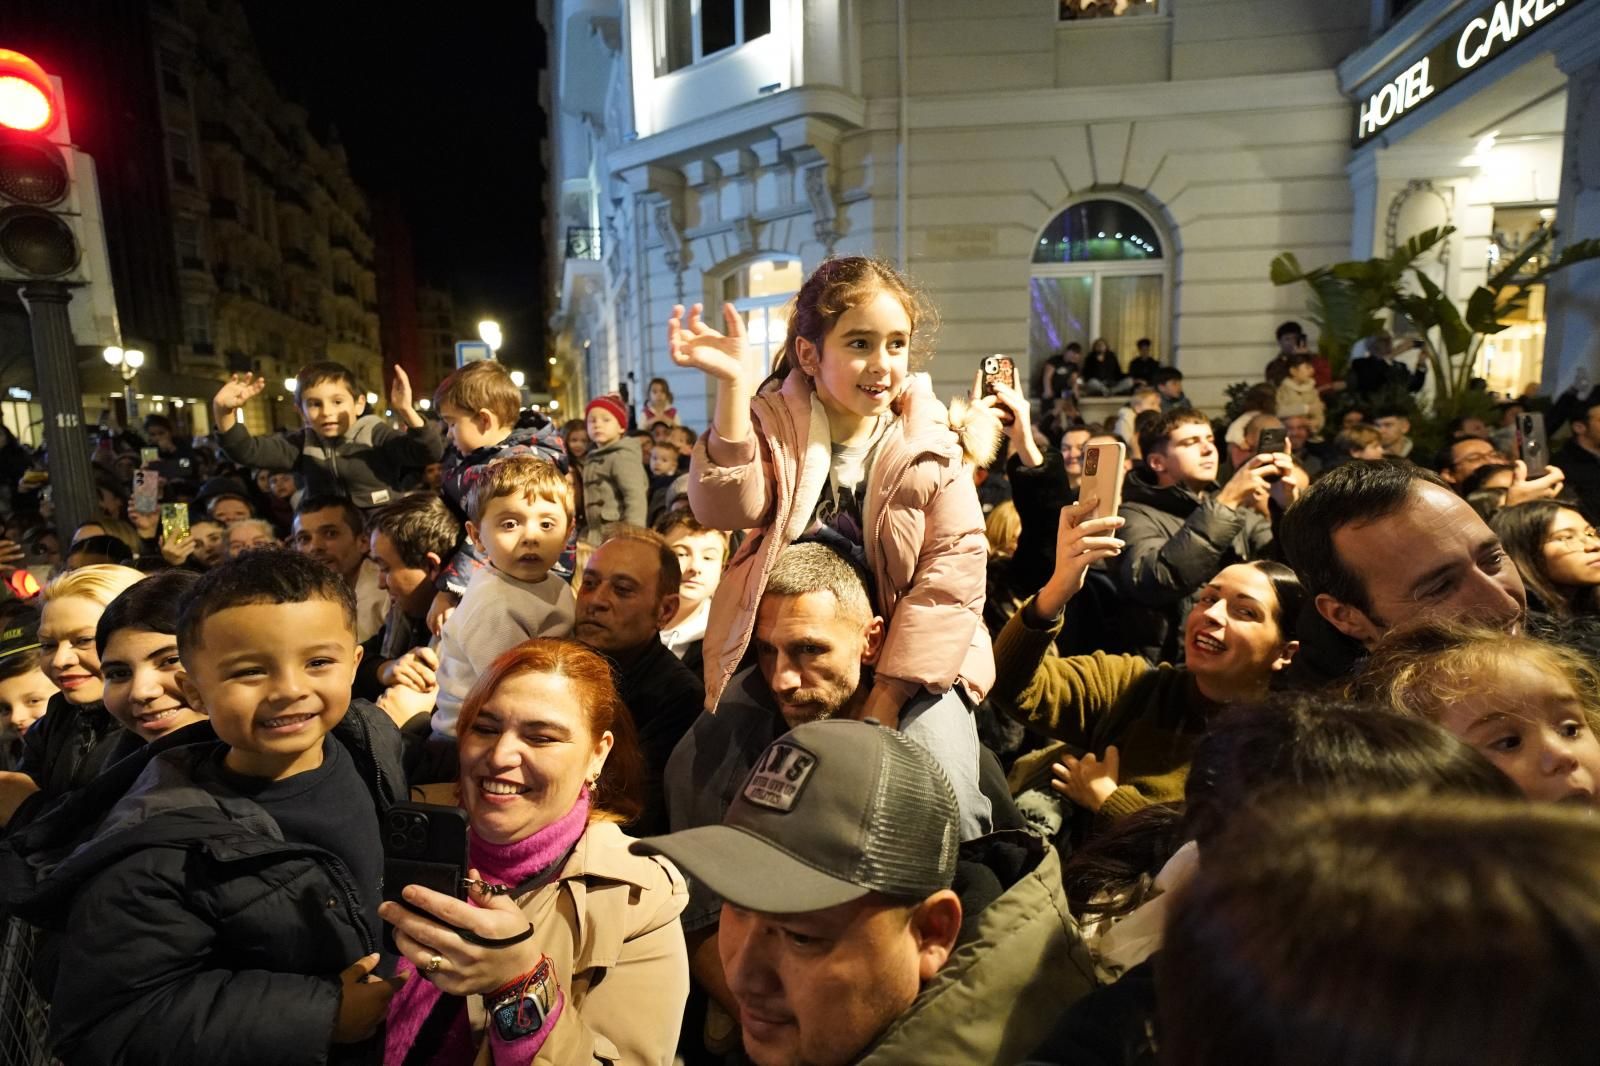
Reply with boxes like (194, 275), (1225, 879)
(210, 197), (239, 222)
(565, 227), (601, 260)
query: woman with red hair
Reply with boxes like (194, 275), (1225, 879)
(381, 639), (689, 1063)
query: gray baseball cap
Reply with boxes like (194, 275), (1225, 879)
(633, 719), (960, 915)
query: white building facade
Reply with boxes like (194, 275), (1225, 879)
(542, 0), (1598, 426)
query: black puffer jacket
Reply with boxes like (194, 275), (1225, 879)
(6, 702), (406, 1066)
(1117, 467), (1272, 664)
(10, 694), (127, 830)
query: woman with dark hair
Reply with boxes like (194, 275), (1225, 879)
(380, 639), (688, 1064)
(1021, 698), (1517, 1066)
(994, 503), (1304, 845)
(1490, 499), (1600, 619)
(95, 569), (209, 749)
(1157, 795), (1598, 1066)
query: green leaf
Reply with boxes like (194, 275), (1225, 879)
(1411, 270), (1472, 356)
(1269, 252), (1306, 286)
(1464, 287), (1502, 334)
(1389, 226), (1455, 273)
(1486, 227), (1554, 291)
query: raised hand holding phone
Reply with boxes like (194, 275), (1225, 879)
(1035, 500), (1125, 619)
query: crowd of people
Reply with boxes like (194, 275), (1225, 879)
(0, 254), (1594, 1065)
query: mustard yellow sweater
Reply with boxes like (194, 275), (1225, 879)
(991, 596), (1218, 825)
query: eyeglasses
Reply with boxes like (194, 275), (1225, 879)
(1546, 527), (1600, 550)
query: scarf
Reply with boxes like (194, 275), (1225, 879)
(384, 790), (591, 1065)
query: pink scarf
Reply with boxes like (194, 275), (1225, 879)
(384, 790), (591, 1065)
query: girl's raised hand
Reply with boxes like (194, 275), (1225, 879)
(668, 302), (749, 385)
(972, 369), (1041, 467)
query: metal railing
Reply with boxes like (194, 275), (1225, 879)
(0, 919), (53, 1065)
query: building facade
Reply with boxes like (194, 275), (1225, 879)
(1343, 0), (1600, 398)
(543, 0), (1600, 428)
(416, 284), (462, 396)
(125, 0), (384, 434)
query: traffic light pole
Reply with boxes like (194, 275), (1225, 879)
(19, 282), (94, 537)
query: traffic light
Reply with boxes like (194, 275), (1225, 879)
(0, 49), (82, 281)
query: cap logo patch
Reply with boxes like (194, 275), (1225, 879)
(743, 741), (817, 812)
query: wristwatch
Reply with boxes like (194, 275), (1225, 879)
(487, 956), (559, 1042)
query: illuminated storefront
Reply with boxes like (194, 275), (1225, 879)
(1343, 0), (1600, 396)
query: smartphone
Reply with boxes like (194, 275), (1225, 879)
(1517, 412), (1549, 479)
(139, 446), (159, 466)
(1255, 426), (1288, 482)
(159, 502), (189, 544)
(132, 470), (159, 515)
(1255, 427), (1288, 457)
(382, 802), (469, 951)
(980, 355), (1017, 426)
(1081, 440), (1126, 521)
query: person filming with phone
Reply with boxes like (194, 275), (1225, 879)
(379, 639), (689, 1064)
(1118, 410), (1287, 664)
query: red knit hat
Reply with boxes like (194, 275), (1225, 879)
(585, 393), (628, 428)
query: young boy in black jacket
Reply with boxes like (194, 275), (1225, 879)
(31, 549), (408, 1064)
(212, 360), (442, 510)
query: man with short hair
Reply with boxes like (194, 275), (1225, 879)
(1127, 337), (1160, 385)
(1373, 407), (1415, 459)
(1437, 435), (1504, 488)
(1279, 459), (1526, 688)
(291, 495), (385, 642)
(1555, 393), (1600, 518)
(638, 720), (1087, 1066)
(1225, 413), (1284, 476)
(1151, 367), (1188, 412)
(1349, 330), (1427, 399)
(662, 542), (1001, 1053)
(1119, 410), (1283, 663)
(576, 528), (704, 834)
(358, 493), (461, 701)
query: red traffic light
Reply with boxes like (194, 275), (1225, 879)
(0, 50), (56, 134)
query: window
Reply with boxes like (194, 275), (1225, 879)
(183, 300), (212, 347)
(661, 0), (773, 73)
(1059, 0), (1159, 19)
(166, 127), (194, 183)
(174, 216), (203, 266)
(1028, 198), (1170, 384)
(723, 256), (804, 376)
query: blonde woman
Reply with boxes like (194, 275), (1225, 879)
(0, 564), (144, 827)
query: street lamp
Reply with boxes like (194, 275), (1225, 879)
(509, 370), (525, 389)
(478, 319), (502, 353)
(103, 346), (145, 418)
(284, 377), (298, 393)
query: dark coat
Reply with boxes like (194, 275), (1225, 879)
(217, 414), (442, 510)
(1117, 467), (1272, 664)
(5, 702), (408, 1066)
(10, 695), (126, 830)
(437, 409), (571, 595)
(1555, 439), (1600, 523)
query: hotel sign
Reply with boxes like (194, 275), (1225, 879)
(1355, 0), (1591, 145)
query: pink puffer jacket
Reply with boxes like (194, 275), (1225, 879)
(688, 368), (1001, 711)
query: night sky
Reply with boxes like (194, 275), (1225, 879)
(243, 2), (548, 351)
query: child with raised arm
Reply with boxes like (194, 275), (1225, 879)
(29, 549), (408, 1064)
(670, 255), (1001, 725)
(212, 360), (442, 510)
(431, 455), (577, 737)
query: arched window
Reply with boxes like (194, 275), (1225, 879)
(722, 255), (804, 375)
(1028, 198), (1170, 381)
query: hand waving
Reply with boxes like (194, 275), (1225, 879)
(213, 373), (265, 411)
(390, 365), (414, 412)
(668, 303), (749, 384)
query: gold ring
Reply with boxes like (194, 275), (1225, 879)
(425, 954), (443, 975)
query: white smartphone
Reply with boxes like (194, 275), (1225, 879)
(1081, 440), (1126, 521)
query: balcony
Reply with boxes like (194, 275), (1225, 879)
(190, 341), (216, 356)
(180, 255), (207, 273)
(210, 197), (239, 222)
(283, 246), (315, 271)
(330, 233), (355, 255)
(333, 281), (358, 300)
(565, 227), (602, 260)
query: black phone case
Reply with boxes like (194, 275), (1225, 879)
(381, 802), (469, 953)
